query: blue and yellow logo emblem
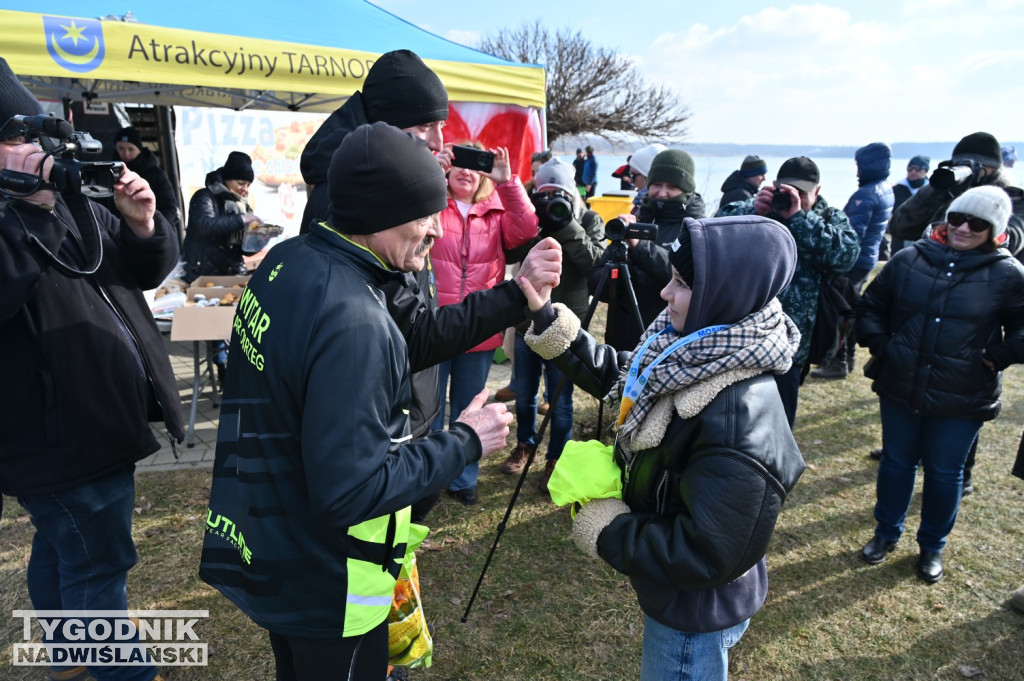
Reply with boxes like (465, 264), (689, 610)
(43, 16), (105, 73)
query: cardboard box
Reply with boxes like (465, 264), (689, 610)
(185, 274), (249, 308)
(170, 304), (237, 341)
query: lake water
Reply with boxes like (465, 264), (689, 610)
(558, 154), (914, 215)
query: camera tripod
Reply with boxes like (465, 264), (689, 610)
(462, 237), (646, 622)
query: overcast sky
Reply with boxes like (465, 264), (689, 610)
(375, 0), (1023, 146)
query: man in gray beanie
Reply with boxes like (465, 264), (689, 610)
(201, 122), (561, 679)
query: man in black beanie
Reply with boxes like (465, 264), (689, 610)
(200, 122), (560, 680)
(298, 50), (560, 520)
(890, 131), (1024, 254)
(299, 49), (450, 234)
(0, 57), (181, 681)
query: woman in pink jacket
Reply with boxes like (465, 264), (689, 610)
(431, 143), (539, 504)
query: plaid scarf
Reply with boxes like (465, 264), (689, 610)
(608, 298), (799, 447)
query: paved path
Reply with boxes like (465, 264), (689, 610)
(138, 336), (513, 472)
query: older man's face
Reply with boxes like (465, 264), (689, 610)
(366, 212), (443, 272)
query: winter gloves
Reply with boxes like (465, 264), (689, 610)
(571, 498), (630, 559)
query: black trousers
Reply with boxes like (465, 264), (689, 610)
(268, 620), (388, 681)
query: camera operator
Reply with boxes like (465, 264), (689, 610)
(889, 132), (1024, 261)
(0, 59), (182, 681)
(718, 156), (860, 427)
(500, 158), (606, 490)
(589, 148), (706, 352)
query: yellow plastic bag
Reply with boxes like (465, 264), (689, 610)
(388, 524), (432, 669)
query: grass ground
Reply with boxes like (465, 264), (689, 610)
(2, 306), (1023, 680)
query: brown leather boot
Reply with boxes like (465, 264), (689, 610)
(537, 459), (557, 493)
(499, 442), (534, 475)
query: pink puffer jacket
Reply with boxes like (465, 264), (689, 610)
(433, 176), (538, 352)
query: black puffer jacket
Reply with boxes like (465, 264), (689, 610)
(857, 238), (1024, 421)
(550, 327), (803, 632)
(0, 197), (184, 495)
(182, 170), (250, 282)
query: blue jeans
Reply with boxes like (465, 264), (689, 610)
(434, 350), (494, 491)
(17, 465), (156, 681)
(875, 398), (982, 552)
(640, 615), (749, 681)
(512, 334), (574, 461)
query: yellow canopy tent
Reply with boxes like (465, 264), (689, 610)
(0, 2), (545, 112)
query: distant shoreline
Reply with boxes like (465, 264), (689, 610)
(553, 140), (1021, 160)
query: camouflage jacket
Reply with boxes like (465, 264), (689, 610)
(717, 196), (860, 364)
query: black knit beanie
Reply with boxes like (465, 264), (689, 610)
(668, 223), (694, 287)
(114, 126), (144, 151)
(363, 50), (449, 130)
(952, 132), (1002, 169)
(328, 122), (448, 235)
(647, 149), (696, 195)
(0, 57), (44, 141)
(220, 151), (255, 183)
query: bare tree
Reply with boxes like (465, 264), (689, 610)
(479, 22), (690, 145)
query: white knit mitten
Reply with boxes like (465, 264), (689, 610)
(570, 498), (630, 559)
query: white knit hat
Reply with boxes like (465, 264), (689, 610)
(946, 185), (1011, 238)
(629, 143), (667, 178)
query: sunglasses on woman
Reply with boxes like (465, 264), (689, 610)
(947, 212), (992, 233)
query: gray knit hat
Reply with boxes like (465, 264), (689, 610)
(740, 155), (767, 178)
(534, 158), (576, 195)
(946, 185), (1011, 239)
(647, 149), (696, 194)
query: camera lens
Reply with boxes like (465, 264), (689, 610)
(771, 189), (793, 213)
(548, 199), (571, 222)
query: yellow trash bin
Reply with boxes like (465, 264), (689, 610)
(587, 194), (635, 224)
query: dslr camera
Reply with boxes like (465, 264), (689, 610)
(771, 187), (794, 214)
(0, 114), (123, 198)
(604, 217), (659, 243)
(531, 191), (574, 227)
(930, 159), (980, 192)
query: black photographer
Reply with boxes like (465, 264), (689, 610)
(0, 59), (182, 681)
(589, 148), (706, 352)
(889, 132), (1024, 260)
(499, 158), (605, 490)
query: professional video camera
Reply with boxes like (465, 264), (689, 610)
(771, 187), (794, 214)
(531, 191), (575, 227)
(930, 159), (981, 192)
(0, 114), (123, 198)
(604, 217), (659, 243)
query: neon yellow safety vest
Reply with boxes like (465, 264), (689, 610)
(344, 506), (411, 636)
